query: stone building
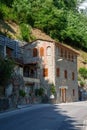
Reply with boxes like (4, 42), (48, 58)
(0, 35), (79, 104)
(23, 39), (79, 103)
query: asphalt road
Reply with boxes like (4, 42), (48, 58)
(0, 102), (87, 130)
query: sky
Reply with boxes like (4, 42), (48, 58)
(79, 0), (87, 10)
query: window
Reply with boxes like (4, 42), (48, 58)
(64, 50), (67, 59)
(64, 70), (67, 79)
(56, 68), (60, 77)
(0, 45), (4, 56)
(60, 48), (63, 57)
(33, 48), (38, 57)
(6, 47), (13, 57)
(68, 52), (70, 61)
(40, 47), (44, 56)
(71, 54), (74, 62)
(23, 66), (29, 77)
(73, 89), (75, 96)
(43, 68), (48, 77)
(56, 47), (59, 56)
(72, 72), (75, 80)
(47, 46), (51, 56)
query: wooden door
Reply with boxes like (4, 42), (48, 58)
(61, 88), (66, 102)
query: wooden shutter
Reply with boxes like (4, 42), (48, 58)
(64, 70), (67, 79)
(56, 68), (60, 77)
(33, 48), (37, 57)
(40, 47), (44, 56)
(72, 72), (74, 80)
(43, 68), (48, 77)
(73, 89), (75, 96)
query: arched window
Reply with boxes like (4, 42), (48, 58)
(33, 48), (38, 57)
(47, 46), (51, 56)
(40, 47), (44, 56)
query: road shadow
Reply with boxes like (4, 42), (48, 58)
(0, 104), (83, 130)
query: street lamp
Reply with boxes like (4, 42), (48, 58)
(57, 58), (63, 61)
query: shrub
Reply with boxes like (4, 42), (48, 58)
(19, 90), (26, 97)
(50, 84), (56, 95)
(79, 67), (87, 79)
(20, 23), (30, 42)
(80, 81), (85, 87)
(0, 55), (14, 87)
(35, 88), (44, 96)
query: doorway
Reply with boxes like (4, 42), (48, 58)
(61, 88), (66, 102)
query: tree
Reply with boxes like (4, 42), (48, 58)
(0, 0), (87, 51)
(0, 0), (14, 7)
(0, 56), (14, 94)
(53, 0), (78, 10)
(79, 67), (87, 79)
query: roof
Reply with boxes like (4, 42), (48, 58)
(55, 42), (79, 55)
(22, 39), (79, 55)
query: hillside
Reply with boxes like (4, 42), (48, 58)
(1, 0), (87, 51)
(0, 20), (87, 70)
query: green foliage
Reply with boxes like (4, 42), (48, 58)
(0, 56), (15, 87)
(50, 84), (56, 95)
(19, 89), (26, 97)
(0, 0), (14, 7)
(79, 67), (87, 79)
(0, 2), (17, 22)
(80, 80), (85, 87)
(12, 0), (31, 23)
(53, 0), (77, 10)
(35, 88), (44, 96)
(0, 0), (87, 51)
(20, 23), (36, 41)
(20, 23), (31, 42)
(78, 76), (81, 81)
(62, 11), (87, 50)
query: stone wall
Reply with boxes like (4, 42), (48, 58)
(55, 45), (78, 103)
(22, 40), (79, 103)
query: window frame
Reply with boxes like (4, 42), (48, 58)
(46, 46), (51, 56)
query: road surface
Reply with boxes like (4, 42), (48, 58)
(0, 102), (87, 130)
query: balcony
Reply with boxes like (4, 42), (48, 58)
(23, 57), (39, 64)
(23, 77), (40, 83)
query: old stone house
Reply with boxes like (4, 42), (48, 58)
(23, 39), (79, 103)
(0, 35), (79, 104)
